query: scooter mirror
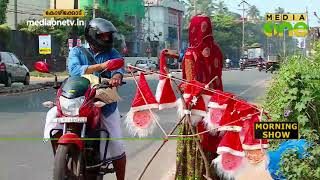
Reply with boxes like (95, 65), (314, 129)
(106, 59), (124, 71)
(42, 101), (55, 108)
(34, 61), (50, 73)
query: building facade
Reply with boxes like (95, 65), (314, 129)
(6, 0), (50, 30)
(50, 0), (145, 56)
(143, 0), (185, 55)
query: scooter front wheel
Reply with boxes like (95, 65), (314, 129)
(53, 144), (84, 180)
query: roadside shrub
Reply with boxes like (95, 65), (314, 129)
(0, 24), (11, 51)
(263, 42), (320, 179)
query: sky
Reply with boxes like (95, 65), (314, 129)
(182, 0), (320, 27)
(224, 0), (320, 27)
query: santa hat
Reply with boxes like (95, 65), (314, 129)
(217, 131), (245, 156)
(155, 50), (177, 110)
(242, 114), (269, 150)
(126, 73), (159, 137)
(177, 80), (208, 125)
(218, 114), (243, 132)
(204, 90), (235, 133)
(213, 131), (246, 179)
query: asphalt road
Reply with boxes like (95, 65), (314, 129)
(0, 69), (271, 180)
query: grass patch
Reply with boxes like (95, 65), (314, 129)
(30, 71), (69, 77)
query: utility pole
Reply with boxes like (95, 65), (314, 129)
(238, 0), (251, 55)
(146, 1), (153, 58)
(267, 37), (269, 60)
(54, 0), (57, 9)
(93, 0), (96, 18)
(72, 0), (78, 47)
(283, 29), (286, 57)
(14, 0), (17, 30)
(194, 0), (197, 15)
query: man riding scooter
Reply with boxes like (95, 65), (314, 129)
(45, 18), (126, 180)
(257, 56), (265, 71)
(69, 18), (126, 180)
(225, 57), (231, 69)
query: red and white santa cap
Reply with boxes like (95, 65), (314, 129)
(155, 50), (177, 110)
(126, 73), (159, 137)
(218, 100), (243, 132)
(242, 114), (269, 150)
(217, 131), (245, 156)
(204, 90), (235, 133)
(177, 80), (208, 125)
(213, 131), (247, 179)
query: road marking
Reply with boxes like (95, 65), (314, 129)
(238, 79), (268, 97)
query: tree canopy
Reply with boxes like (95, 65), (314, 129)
(0, 0), (9, 24)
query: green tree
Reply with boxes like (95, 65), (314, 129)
(184, 0), (216, 18)
(214, 0), (228, 14)
(84, 7), (134, 35)
(0, 0), (9, 24)
(275, 7), (285, 14)
(211, 14), (242, 59)
(0, 24), (10, 50)
(247, 5), (260, 23)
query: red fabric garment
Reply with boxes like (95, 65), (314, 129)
(181, 15), (224, 152)
(182, 15), (224, 90)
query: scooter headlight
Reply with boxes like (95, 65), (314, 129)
(59, 96), (85, 116)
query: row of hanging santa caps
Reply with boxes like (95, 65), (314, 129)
(126, 50), (270, 179)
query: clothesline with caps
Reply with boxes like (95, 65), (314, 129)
(127, 65), (265, 112)
(129, 69), (269, 138)
(130, 71), (168, 137)
(167, 111), (262, 138)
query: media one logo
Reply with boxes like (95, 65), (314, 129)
(263, 13), (308, 37)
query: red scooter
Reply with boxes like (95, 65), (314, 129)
(35, 59), (125, 180)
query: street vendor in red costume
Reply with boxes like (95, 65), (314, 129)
(176, 15), (224, 180)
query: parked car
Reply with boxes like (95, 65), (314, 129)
(135, 59), (157, 71)
(0, 52), (30, 87)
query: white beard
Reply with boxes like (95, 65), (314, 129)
(125, 111), (157, 137)
(213, 154), (271, 180)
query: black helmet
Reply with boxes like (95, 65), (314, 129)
(85, 18), (117, 52)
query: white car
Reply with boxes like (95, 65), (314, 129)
(135, 59), (157, 71)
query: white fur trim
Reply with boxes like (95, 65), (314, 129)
(242, 144), (269, 150)
(130, 103), (159, 112)
(208, 102), (227, 109)
(183, 94), (191, 99)
(191, 109), (207, 117)
(158, 102), (176, 110)
(183, 110), (192, 115)
(190, 115), (203, 126)
(155, 79), (165, 102)
(125, 111), (157, 137)
(176, 98), (185, 119)
(202, 94), (211, 107)
(203, 114), (219, 135)
(217, 147), (245, 157)
(218, 126), (242, 132)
